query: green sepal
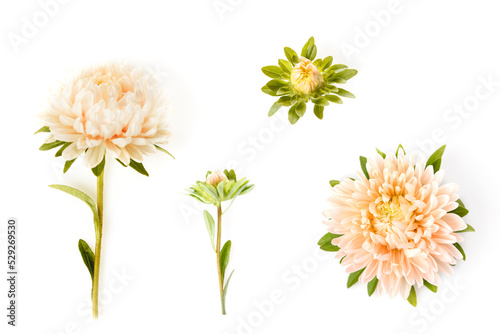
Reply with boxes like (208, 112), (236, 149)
(347, 268), (365, 288)
(129, 159), (149, 177)
(39, 140), (65, 151)
(423, 279), (438, 293)
(288, 103), (300, 124)
(335, 88), (356, 98)
(376, 148), (386, 159)
(268, 101), (282, 117)
(334, 68), (358, 80)
(407, 286), (417, 307)
(278, 59), (292, 74)
(63, 159), (76, 173)
(91, 156), (105, 177)
(284, 47), (300, 65)
(262, 85), (277, 96)
(426, 145), (446, 172)
(320, 56), (333, 71)
(154, 145), (175, 159)
(325, 95), (343, 104)
(329, 180), (340, 187)
(454, 243), (466, 260)
(313, 105), (324, 119)
(262, 65), (284, 79)
(395, 144), (406, 158)
(55, 142), (71, 157)
(456, 224), (475, 233)
(295, 101), (306, 117)
(360, 156), (369, 179)
(34, 126), (50, 134)
(450, 199), (469, 218)
(223, 169), (237, 182)
(367, 277), (379, 296)
(317, 232), (342, 246)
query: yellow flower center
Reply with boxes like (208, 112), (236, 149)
(290, 57), (323, 94)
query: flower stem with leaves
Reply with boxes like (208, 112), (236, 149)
(187, 170), (254, 315)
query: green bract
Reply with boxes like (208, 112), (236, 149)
(186, 169), (254, 206)
(261, 36), (358, 124)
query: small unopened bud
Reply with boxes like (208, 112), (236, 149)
(206, 170), (227, 187)
(290, 57), (323, 94)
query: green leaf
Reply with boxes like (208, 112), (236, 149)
(239, 184), (255, 196)
(335, 88), (356, 98)
(115, 158), (127, 167)
(325, 95), (343, 104)
(326, 64), (348, 73)
(376, 148), (386, 159)
(49, 185), (98, 225)
(360, 156), (369, 179)
(197, 182), (219, 202)
(395, 144), (406, 158)
(367, 277), (379, 296)
(317, 232), (342, 245)
(63, 159), (76, 173)
(34, 126), (50, 134)
(407, 286), (417, 307)
(329, 77), (347, 84)
(423, 280), (438, 293)
(284, 47), (300, 65)
(278, 59), (292, 74)
(347, 268), (365, 288)
(266, 80), (288, 91)
(329, 180), (340, 187)
(262, 85), (277, 96)
(203, 210), (216, 252)
(220, 240), (232, 282)
(450, 206), (469, 218)
(221, 269), (235, 315)
(288, 104), (300, 124)
(129, 159), (149, 177)
(307, 44), (317, 61)
(426, 145), (446, 172)
(268, 101), (282, 117)
(320, 56), (333, 71)
(55, 142), (71, 157)
(277, 96), (293, 107)
(78, 239), (95, 281)
(91, 156), (105, 177)
(313, 105), (324, 120)
(295, 101), (306, 117)
(262, 66), (284, 79)
(223, 169), (237, 182)
(335, 69), (358, 80)
(154, 145), (175, 159)
(454, 243), (466, 260)
(456, 224), (475, 233)
(312, 97), (329, 106)
(301, 37), (315, 58)
(276, 87), (290, 96)
(320, 243), (340, 252)
(39, 140), (65, 151)
(340, 256), (346, 264)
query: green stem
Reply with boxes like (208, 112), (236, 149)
(92, 170), (104, 319)
(216, 204), (225, 315)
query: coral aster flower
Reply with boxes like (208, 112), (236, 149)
(320, 146), (474, 305)
(39, 63), (171, 169)
(290, 57), (324, 94)
(206, 170), (228, 187)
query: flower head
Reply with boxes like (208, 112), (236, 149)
(261, 36), (357, 124)
(321, 146), (473, 304)
(38, 63), (172, 171)
(206, 170), (228, 187)
(290, 57), (324, 94)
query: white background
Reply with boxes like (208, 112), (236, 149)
(1, 0), (499, 333)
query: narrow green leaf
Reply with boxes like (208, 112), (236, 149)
(320, 56), (333, 71)
(284, 47), (300, 65)
(221, 269), (235, 315)
(301, 37), (315, 58)
(34, 126), (50, 134)
(203, 210), (216, 252)
(262, 66), (284, 79)
(288, 103), (300, 124)
(426, 145), (446, 172)
(277, 96), (293, 107)
(456, 224), (475, 233)
(376, 148), (386, 159)
(307, 44), (317, 61)
(407, 286), (417, 307)
(329, 180), (340, 187)
(278, 59), (292, 74)
(360, 156), (369, 179)
(335, 88), (356, 98)
(268, 101), (282, 117)
(223, 169), (237, 182)
(454, 243), (466, 260)
(313, 104), (324, 119)
(312, 97), (329, 106)
(49, 185), (98, 224)
(220, 240), (232, 282)
(115, 158), (127, 167)
(295, 101), (306, 117)
(423, 280), (438, 293)
(266, 80), (288, 91)
(154, 145), (175, 159)
(367, 277), (379, 296)
(262, 85), (277, 96)
(347, 268), (365, 288)
(320, 243), (340, 252)
(326, 64), (348, 73)
(63, 159), (76, 173)
(39, 140), (65, 151)
(91, 156), (105, 177)
(395, 144), (406, 158)
(129, 159), (149, 177)
(317, 232), (342, 245)
(340, 256), (346, 264)
(55, 142), (71, 157)
(325, 95), (343, 104)
(239, 184), (255, 196)
(329, 77), (347, 84)
(334, 69), (358, 80)
(450, 206), (469, 218)
(78, 239), (95, 281)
